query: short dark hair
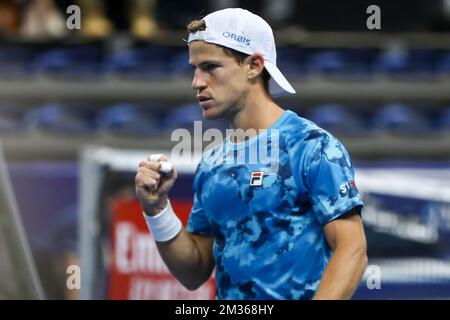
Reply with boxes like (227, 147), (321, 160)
(186, 19), (271, 94)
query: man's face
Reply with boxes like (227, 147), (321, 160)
(188, 41), (250, 120)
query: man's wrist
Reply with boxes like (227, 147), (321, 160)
(144, 198), (168, 217)
(143, 200), (182, 242)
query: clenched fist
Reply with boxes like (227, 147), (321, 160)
(135, 154), (177, 216)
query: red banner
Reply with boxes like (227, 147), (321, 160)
(108, 198), (216, 300)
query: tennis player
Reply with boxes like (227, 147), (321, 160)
(135, 8), (367, 299)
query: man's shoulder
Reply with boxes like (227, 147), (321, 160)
(280, 110), (353, 170)
(280, 110), (332, 146)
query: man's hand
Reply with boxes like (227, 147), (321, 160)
(135, 154), (214, 290)
(135, 154), (177, 216)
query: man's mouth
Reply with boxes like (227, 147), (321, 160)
(197, 95), (213, 109)
(197, 95), (211, 102)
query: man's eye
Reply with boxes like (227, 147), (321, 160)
(203, 64), (218, 71)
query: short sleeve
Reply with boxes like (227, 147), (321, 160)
(186, 165), (212, 236)
(301, 132), (364, 225)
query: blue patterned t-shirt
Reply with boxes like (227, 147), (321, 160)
(186, 110), (364, 299)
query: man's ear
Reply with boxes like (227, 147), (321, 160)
(247, 53), (265, 80)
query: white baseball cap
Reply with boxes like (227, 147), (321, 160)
(187, 8), (296, 97)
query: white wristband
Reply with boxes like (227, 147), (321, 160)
(143, 201), (182, 242)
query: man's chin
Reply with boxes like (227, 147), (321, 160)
(202, 108), (222, 120)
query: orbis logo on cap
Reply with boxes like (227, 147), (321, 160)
(222, 32), (251, 46)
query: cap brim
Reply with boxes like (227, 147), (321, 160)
(264, 61), (296, 97)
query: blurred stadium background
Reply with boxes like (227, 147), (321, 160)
(0, 0), (450, 299)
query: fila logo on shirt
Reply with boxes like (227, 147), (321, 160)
(250, 171), (264, 187)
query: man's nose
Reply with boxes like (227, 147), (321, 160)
(191, 69), (207, 91)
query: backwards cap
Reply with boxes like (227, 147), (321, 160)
(188, 8), (296, 97)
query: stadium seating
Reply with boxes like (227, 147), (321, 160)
(30, 46), (106, 79)
(371, 103), (431, 134)
(0, 104), (25, 133)
(107, 46), (176, 79)
(439, 107), (450, 132)
(95, 103), (161, 135)
(23, 104), (95, 134)
(373, 48), (442, 78)
(0, 45), (37, 78)
(306, 103), (365, 135)
(276, 48), (308, 79)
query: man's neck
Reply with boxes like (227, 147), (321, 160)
(228, 89), (285, 142)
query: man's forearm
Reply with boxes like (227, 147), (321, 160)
(156, 229), (214, 290)
(141, 193), (214, 290)
(313, 245), (367, 300)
